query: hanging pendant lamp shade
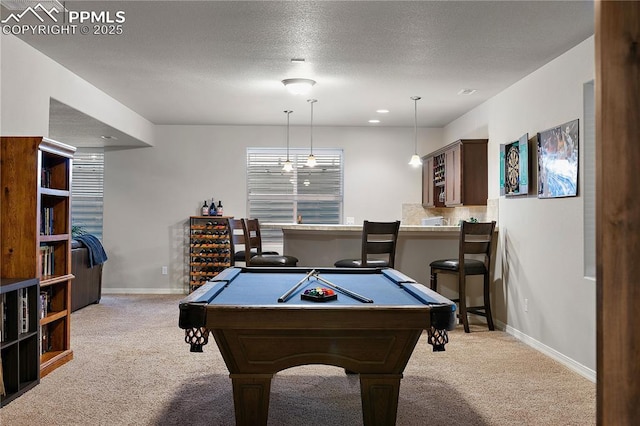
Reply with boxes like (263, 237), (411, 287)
(283, 110), (293, 172)
(409, 96), (423, 167)
(306, 99), (317, 167)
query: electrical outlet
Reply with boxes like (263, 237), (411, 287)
(524, 298), (529, 312)
(346, 217), (355, 225)
(162, 266), (168, 275)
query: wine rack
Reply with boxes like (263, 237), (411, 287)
(188, 216), (232, 292)
(433, 152), (446, 187)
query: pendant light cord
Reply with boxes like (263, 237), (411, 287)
(285, 110), (292, 161)
(306, 99), (317, 167)
(408, 96), (422, 167)
(412, 96), (421, 153)
(308, 99), (317, 155)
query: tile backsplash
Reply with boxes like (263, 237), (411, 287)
(402, 198), (498, 225)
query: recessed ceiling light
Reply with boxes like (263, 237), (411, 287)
(291, 58), (306, 63)
(458, 88), (477, 95)
(376, 109), (389, 114)
(100, 135), (118, 140)
(368, 119), (380, 124)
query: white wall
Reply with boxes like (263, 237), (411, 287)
(0, 35), (154, 144)
(444, 37), (596, 377)
(102, 124), (442, 293)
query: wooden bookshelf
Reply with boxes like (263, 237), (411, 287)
(1, 136), (76, 381)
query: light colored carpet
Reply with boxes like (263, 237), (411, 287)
(0, 295), (595, 425)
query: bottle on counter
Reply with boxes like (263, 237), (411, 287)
(201, 200), (209, 216)
(216, 200), (223, 216)
(209, 198), (217, 216)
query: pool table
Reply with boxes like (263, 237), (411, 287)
(179, 267), (456, 426)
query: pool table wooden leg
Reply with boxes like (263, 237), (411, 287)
(359, 374), (403, 426)
(229, 373), (273, 426)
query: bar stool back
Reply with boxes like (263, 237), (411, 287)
(242, 218), (298, 267)
(228, 217), (278, 266)
(334, 220), (401, 268)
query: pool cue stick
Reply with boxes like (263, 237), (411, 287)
(311, 273), (373, 303)
(278, 269), (316, 303)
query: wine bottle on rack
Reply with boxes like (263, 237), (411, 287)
(201, 200), (209, 216)
(216, 200), (223, 216)
(209, 198), (217, 216)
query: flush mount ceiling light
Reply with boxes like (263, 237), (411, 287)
(409, 96), (423, 167)
(282, 78), (316, 95)
(305, 99), (317, 167)
(458, 88), (477, 95)
(282, 110), (294, 172)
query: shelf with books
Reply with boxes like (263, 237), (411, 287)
(40, 194), (69, 237)
(1, 136), (75, 382)
(39, 241), (72, 280)
(1, 277), (40, 407)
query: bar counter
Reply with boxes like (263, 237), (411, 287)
(261, 223), (461, 287)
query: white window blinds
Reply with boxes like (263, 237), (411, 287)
(247, 148), (343, 228)
(71, 152), (104, 240)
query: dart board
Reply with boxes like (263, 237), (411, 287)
(505, 143), (520, 194)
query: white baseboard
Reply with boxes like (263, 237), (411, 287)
(103, 288), (186, 295)
(498, 320), (596, 383)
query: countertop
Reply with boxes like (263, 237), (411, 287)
(261, 223), (461, 233)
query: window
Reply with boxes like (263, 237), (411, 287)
(583, 81), (595, 279)
(247, 148), (343, 240)
(71, 151), (104, 240)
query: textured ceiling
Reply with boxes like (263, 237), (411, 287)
(5, 1), (594, 144)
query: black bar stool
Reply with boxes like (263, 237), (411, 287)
(227, 218), (278, 266)
(334, 220), (400, 268)
(429, 221), (497, 333)
(242, 218), (298, 267)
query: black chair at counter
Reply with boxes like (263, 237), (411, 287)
(227, 217), (278, 265)
(429, 220), (497, 333)
(241, 218), (298, 267)
(334, 220), (401, 268)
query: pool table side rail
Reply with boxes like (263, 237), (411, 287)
(180, 300), (455, 332)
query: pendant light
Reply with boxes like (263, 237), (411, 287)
(409, 96), (423, 167)
(282, 110), (293, 172)
(306, 99), (317, 167)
